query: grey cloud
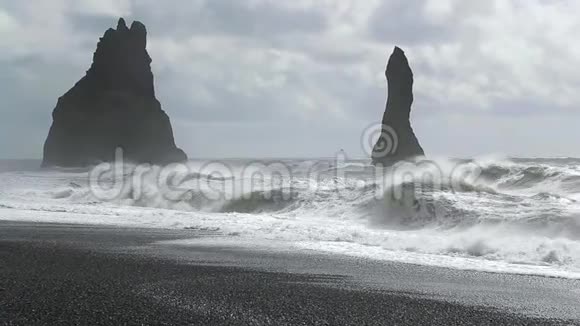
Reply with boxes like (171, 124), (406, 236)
(129, 0), (328, 39)
(367, 1), (493, 46)
(0, 57), (76, 158)
(368, 0), (453, 45)
(2, 0), (580, 159)
(68, 13), (119, 35)
(152, 43), (385, 125)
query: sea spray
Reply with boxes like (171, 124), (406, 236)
(1, 156), (580, 278)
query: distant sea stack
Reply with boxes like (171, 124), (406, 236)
(42, 18), (187, 167)
(371, 46), (424, 166)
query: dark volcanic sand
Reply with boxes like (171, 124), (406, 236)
(0, 221), (578, 325)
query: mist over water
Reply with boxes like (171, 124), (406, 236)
(1, 156), (579, 278)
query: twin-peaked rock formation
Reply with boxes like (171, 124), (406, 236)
(42, 18), (186, 167)
(371, 47), (424, 166)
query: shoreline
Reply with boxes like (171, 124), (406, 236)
(1, 214), (577, 280)
(1, 221), (579, 325)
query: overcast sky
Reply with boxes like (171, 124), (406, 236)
(1, 0), (580, 159)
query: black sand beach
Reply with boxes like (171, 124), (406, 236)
(1, 221), (579, 325)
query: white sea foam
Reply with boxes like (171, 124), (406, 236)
(1, 157), (580, 279)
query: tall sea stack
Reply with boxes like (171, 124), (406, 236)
(42, 18), (187, 167)
(371, 46), (424, 166)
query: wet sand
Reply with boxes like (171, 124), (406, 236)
(0, 221), (578, 325)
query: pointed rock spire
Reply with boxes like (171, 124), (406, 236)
(129, 20), (147, 48)
(371, 46), (424, 166)
(116, 17), (128, 31)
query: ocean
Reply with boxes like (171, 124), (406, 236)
(1, 156), (579, 279)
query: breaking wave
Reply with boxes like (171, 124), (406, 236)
(1, 156), (580, 278)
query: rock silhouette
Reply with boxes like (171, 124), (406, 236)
(371, 47), (424, 166)
(42, 18), (187, 167)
